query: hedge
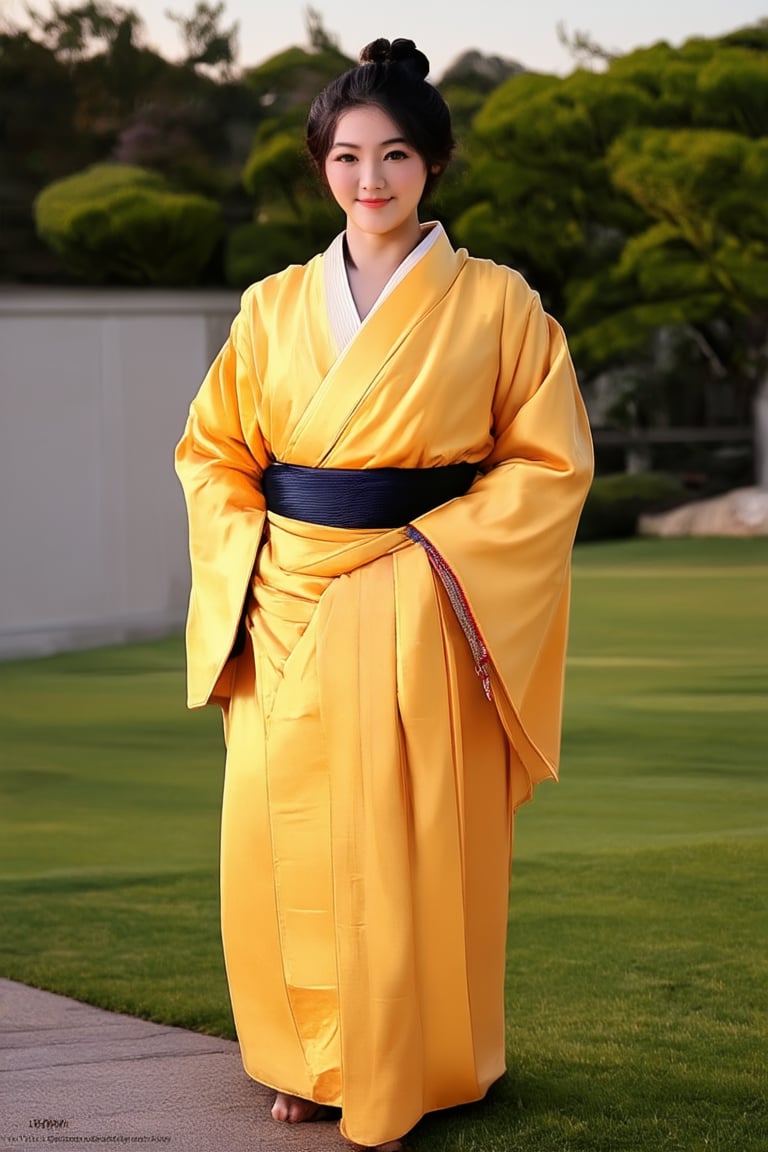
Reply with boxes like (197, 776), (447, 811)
(577, 471), (688, 542)
(34, 164), (221, 285)
(225, 200), (339, 287)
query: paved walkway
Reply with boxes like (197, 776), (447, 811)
(0, 979), (350, 1152)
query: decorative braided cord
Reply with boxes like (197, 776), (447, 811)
(404, 525), (493, 702)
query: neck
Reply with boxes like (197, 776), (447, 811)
(343, 219), (425, 278)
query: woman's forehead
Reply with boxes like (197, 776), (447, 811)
(331, 105), (403, 145)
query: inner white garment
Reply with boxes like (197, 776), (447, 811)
(323, 222), (444, 354)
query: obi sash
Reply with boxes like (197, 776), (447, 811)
(262, 461), (477, 529)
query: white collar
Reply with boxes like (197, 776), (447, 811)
(324, 222), (444, 353)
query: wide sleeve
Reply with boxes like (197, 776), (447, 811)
(174, 292), (269, 709)
(409, 277), (593, 807)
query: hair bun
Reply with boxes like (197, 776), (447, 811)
(359, 38), (392, 65)
(359, 37), (430, 79)
(390, 38), (430, 78)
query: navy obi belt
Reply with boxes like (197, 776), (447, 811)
(262, 461), (477, 529)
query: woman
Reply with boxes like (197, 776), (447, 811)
(175, 37), (593, 1152)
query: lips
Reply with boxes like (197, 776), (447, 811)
(357, 198), (391, 208)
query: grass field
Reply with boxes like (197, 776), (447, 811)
(1, 538), (767, 1151)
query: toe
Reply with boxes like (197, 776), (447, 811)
(271, 1094), (289, 1122)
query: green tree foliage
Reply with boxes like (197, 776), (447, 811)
(226, 200), (340, 287)
(457, 68), (652, 303)
(568, 129), (768, 350)
(439, 50), (524, 137)
(242, 122), (310, 217)
(34, 163), (221, 283)
(1, 1), (268, 279)
(0, 27), (79, 277)
(460, 24), (768, 480)
(231, 114), (339, 287)
(242, 43), (352, 115)
(231, 16), (352, 286)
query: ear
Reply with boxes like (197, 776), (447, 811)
(430, 163), (442, 175)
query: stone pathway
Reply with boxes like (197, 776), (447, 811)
(0, 978), (350, 1152)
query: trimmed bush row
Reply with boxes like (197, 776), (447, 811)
(576, 471), (688, 541)
(35, 164), (221, 285)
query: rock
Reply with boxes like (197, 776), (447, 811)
(638, 486), (768, 537)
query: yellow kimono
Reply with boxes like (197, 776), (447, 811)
(175, 224), (593, 1146)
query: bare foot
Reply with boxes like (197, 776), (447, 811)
(271, 1092), (332, 1123)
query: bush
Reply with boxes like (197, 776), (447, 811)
(34, 164), (221, 285)
(241, 130), (307, 205)
(577, 471), (688, 542)
(225, 201), (339, 287)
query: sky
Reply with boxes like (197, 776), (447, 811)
(4, 0), (767, 76)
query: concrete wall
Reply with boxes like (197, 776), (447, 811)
(0, 288), (240, 659)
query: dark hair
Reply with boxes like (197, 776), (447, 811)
(306, 38), (455, 201)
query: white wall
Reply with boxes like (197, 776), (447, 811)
(0, 288), (239, 659)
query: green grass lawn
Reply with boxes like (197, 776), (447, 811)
(1, 537), (767, 1151)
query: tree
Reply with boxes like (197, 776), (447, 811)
(437, 50), (525, 141)
(242, 43), (353, 115)
(460, 27), (768, 483)
(231, 114), (339, 285)
(232, 33), (353, 283)
(305, 5), (340, 55)
(455, 67), (651, 308)
(242, 123), (309, 218)
(26, 0), (141, 63)
(556, 22), (618, 69)
(569, 127), (768, 482)
(1, 1), (269, 280)
(113, 101), (228, 195)
(165, 1), (238, 79)
(0, 26), (78, 278)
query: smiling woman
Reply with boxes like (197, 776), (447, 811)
(306, 38), (452, 186)
(175, 33), (593, 1152)
(323, 106), (431, 316)
(307, 38), (455, 319)
(325, 108), (427, 233)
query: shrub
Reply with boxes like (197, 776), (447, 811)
(34, 164), (221, 285)
(577, 471), (688, 542)
(225, 201), (339, 287)
(241, 130), (307, 207)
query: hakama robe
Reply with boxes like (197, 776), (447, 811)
(174, 224), (593, 1146)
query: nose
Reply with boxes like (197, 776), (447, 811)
(359, 159), (385, 191)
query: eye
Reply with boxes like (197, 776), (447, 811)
(331, 152), (357, 163)
(384, 149), (409, 161)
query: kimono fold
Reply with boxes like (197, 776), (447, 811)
(175, 226), (593, 1146)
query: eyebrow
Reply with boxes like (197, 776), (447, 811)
(330, 137), (409, 148)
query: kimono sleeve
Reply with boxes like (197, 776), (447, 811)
(174, 293), (269, 709)
(410, 276), (594, 805)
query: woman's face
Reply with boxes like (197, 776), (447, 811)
(324, 104), (428, 242)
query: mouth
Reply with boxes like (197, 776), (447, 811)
(357, 198), (391, 208)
